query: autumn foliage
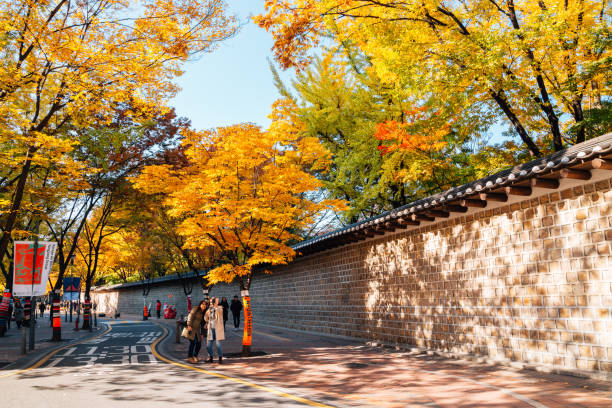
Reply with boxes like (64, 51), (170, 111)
(257, 0), (610, 154)
(0, 0), (238, 290)
(133, 100), (345, 289)
(375, 109), (449, 156)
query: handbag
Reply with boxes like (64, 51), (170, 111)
(181, 326), (190, 339)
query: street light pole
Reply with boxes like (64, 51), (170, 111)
(69, 256), (74, 323)
(23, 220), (41, 352)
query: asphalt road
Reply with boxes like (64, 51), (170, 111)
(1, 321), (330, 408)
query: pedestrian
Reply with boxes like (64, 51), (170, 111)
(204, 297), (225, 364)
(185, 300), (207, 364)
(39, 301), (45, 318)
(14, 298), (24, 329)
(156, 300), (161, 319)
(7, 297), (13, 329)
(0, 291), (9, 336)
(220, 297), (229, 329)
(230, 295), (242, 329)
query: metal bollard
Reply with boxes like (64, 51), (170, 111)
(21, 325), (27, 354)
(29, 316), (35, 350)
(94, 312), (97, 327)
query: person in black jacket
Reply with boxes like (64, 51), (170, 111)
(229, 295), (242, 329)
(219, 297), (229, 329)
(7, 298), (13, 329)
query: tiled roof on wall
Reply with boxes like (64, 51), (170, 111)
(294, 132), (612, 255)
(92, 270), (204, 291)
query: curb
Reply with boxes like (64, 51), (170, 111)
(150, 321), (350, 408)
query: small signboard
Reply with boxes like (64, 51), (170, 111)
(62, 291), (80, 301)
(63, 277), (81, 292)
(13, 241), (57, 297)
(62, 277), (81, 301)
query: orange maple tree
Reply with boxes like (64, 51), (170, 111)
(133, 100), (345, 353)
(375, 108), (449, 156)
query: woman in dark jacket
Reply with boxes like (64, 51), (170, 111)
(220, 297), (229, 329)
(186, 300), (208, 363)
(14, 298), (24, 329)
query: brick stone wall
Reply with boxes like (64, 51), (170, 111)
(93, 279), (239, 318)
(93, 178), (612, 376)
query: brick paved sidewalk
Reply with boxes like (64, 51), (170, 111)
(145, 314), (611, 408)
(0, 311), (104, 369)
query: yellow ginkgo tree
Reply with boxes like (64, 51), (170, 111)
(0, 0), (238, 276)
(257, 0), (610, 155)
(134, 99), (345, 353)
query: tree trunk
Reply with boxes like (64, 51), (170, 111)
(82, 298), (91, 330)
(572, 98), (586, 144)
(51, 291), (61, 341)
(84, 273), (93, 309)
(241, 276), (253, 356)
(0, 146), (36, 271)
(0, 262), (14, 298)
(489, 90), (541, 157)
(241, 294), (252, 356)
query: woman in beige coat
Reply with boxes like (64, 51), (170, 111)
(204, 297), (225, 363)
(186, 300), (207, 363)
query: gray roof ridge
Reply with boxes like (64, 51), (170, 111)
(294, 132), (612, 250)
(92, 269), (207, 291)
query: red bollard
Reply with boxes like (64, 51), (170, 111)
(74, 314), (79, 331)
(52, 295), (61, 341)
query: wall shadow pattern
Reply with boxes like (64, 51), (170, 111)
(251, 179), (612, 375)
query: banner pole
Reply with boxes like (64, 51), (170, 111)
(28, 221), (41, 351)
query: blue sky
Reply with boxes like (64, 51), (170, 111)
(170, 1), (507, 144)
(170, 1), (290, 131)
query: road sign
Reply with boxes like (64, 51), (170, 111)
(63, 277), (81, 292)
(13, 241), (57, 296)
(62, 277), (81, 301)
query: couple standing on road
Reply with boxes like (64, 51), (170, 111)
(185, 297), (225, 364)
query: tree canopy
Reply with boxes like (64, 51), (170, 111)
(257, 0), (611, 154)
(0, 0), (238, 290)
(133, 104), (345, 289)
